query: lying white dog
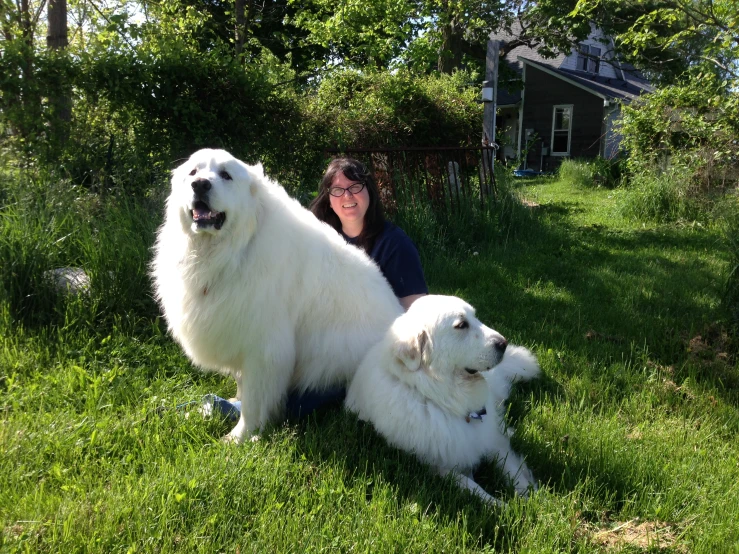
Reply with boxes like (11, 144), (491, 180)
(151, 149), (403, 443)
(345, 295), (540, 505)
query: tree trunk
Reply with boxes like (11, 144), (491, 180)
(47, 0), (71, 146)
(47, 0), (67, 48)
(15, 0), (34, 142)
(437, 17), (464, 73)
(21, 0), (32, 45)
(235, 0), (245, 57)
(234, 0), (254, 58)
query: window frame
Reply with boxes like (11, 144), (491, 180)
(550, 104), (573, 157)
(576, 43), (601, 74)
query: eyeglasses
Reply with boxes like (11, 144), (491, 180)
(328, 183), (365, 197)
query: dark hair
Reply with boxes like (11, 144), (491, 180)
(309, 157), (385, 254)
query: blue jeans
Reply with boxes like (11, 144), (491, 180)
(285, 386), (346, 419)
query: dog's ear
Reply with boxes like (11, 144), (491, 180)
(250, 162), (265, 177)
(395, 330), (429, 372)
(244, 162), (264, 197)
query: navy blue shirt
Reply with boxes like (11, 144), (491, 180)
(343, 221), (428, 298)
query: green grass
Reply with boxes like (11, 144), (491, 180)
(558, 159), (596, 189)
(1, 171), (738, 553)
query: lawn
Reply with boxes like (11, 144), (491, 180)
(1, 173), (737, 553)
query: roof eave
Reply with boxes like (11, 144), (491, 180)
(518, 56), (610, 100)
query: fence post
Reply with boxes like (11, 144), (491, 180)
(482, 39), (500, 202)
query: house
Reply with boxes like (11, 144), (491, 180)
(490, 25), (653, 171)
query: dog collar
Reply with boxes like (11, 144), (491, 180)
(465, 407), (487, 423)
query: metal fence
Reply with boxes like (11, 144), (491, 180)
(324, 146), (498, 213)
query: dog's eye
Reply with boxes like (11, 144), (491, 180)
(189, 168), (197, 176)
(219, 171), (232, 181)
(454, 320), (469, 330)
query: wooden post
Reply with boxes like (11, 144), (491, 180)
(483, 39), (499, 147)
(482, 39), (499, 199)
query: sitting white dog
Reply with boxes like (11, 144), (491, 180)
(151, 149), (403, 443)
(345, 295), (540, 505)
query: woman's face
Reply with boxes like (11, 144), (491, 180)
(328, 171), (370, 236)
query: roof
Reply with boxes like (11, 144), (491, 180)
(488, 22), (567, 73)
(488, 22), (653, 105)
(520, 58), (654, 102)
(500, 42), (567, 74)
(496, 87), (521, 107)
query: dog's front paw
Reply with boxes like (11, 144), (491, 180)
(478, 490), (504, 507)
(222, 432), (243, 445)
(513, 467), (537, 496)
(222, 432), (260, 444)
(222, 417), (257, 445)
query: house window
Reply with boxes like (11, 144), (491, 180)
(576, 43), (601, 74)
(551, 105), (573, 156)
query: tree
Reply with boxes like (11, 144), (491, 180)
(286, 0), (416, 70)
(573, 0), (739, 82)
(287, 0), (594, 74)
(1, 0), (47, 143)
(233, 0), (245, 56)
(140, 0), (329, 72)
(429, 0), (595, 74)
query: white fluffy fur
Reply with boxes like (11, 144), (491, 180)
(151, 149), (403, 443)
(345, 295), (540, 505)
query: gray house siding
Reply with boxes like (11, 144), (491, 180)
(520, 65), (605, 171)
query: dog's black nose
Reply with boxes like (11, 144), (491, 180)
(191, 178), (212, 195)
(494, 338), (508, 355)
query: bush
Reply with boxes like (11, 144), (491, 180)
(1, 41), (324, 196)
(72, 45), (314, 193)
(2, 44), (485, 199)
(612, 75), (739, 224)
(590, 156), (624, 188)
(619, 78), (739, 189)
(616, 76), (738, 221)
(305, 68), (482, 149)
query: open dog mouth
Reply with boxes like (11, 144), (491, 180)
(191, 201), (226, 230)
(464, 365), (496, 375)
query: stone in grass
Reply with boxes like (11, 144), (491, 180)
(44, 267), (91, 296)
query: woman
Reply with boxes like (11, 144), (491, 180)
(309, 157), (428, 309)
(286, 158), (428, 418)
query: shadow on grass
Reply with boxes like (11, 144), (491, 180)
(283, 408), (524, 550)
(267, 371), (647, 552)
(427, 197), (735, 406)
(255, 383), (674, 551)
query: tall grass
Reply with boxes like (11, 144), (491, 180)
(617, 166), (702, 223)
(615, 159), (739, 225)
(723, 204), (739, 330)
(0, 168), (161, 333)
(557, 159), (595, 188)
(557, 158), (622, 190)
(393, 168), (535, 267)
